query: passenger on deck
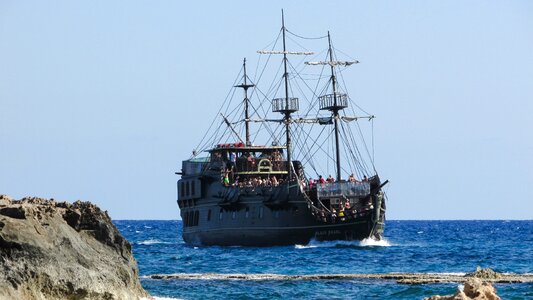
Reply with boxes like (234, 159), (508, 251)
(229, 151), (236, 169)
(318, 175), (325, 185)
(245, 179), (253, 188)
(345, 201), (351, 210)
(308, 178), (314, 189)
(327, 175), (335, 183)
(348, 174), (357, 183)
(363, 175), (368, 182)
(300, 179), (306, 190)
(223, 174), (230, 186)
(331, 208), (337, 223)
(271, 175), (279, 186)
(339, 206), (345, 221)
(319, 208), (326, 222)
(272, 150), (281, 161)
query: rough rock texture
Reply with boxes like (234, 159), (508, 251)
(148, 269), (533, 284)
(0, 195), (151, 300)
(425, 277), (501, 300)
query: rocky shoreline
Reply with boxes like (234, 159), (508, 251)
(0, 195), (151, 300)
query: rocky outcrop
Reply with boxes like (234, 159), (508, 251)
(424, 278), (501, 300)
(424, 269), (502, 300)
(0, 195), (151, 300)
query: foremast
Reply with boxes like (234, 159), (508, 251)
(235, 58), (255, 146)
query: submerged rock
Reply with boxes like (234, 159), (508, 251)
(465, 267), (502, 280)
(0, 195), (151, 300)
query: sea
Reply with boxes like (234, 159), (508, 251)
(114, 220), (533, 299)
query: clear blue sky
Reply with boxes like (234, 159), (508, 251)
(1, 1), (532, 220)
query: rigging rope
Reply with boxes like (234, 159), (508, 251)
(286, 28), (328, 40)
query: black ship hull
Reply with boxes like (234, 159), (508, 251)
(183, 214), (383, 247)
(178, 178), (386, 247)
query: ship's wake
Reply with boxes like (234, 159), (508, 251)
(295, 237), (391, 249)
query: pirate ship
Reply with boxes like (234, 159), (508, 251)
(176, 12), (388, 246)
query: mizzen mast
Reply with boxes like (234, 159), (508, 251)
(306, 31), (359, 181)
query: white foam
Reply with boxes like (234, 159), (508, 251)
(295, 244), (317, 249)
(137, 239), (168, 245)
(359, 237), (391, 247)
(295, 238), (392, 249)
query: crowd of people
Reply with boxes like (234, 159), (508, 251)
(311, 198), (373, 224)
(306, 173), (369, 189)
(224, 174), (284, 189)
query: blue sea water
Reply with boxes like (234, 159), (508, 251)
(115, 220), (533, 299)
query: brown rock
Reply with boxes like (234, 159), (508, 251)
(463, 278), (501, 300)
(0, 195), (152, 300)
(425, 277), (501, 300)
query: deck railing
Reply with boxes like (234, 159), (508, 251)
(316, 182), (370, 198)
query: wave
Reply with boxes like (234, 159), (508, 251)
(137, 239), (169, 245)
(295, 237), (391, 249)
(359, 237), (392, 247)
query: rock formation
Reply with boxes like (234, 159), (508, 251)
(0, 195), (151, 300)
(424, 270), (502, 300)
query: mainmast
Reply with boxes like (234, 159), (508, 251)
(258, 10), (314, 180)
(281, 11), (293, 180)
(328, 32), (342, 182)
(235, 58), (255, 146)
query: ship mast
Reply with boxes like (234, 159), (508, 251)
(328, 32), (342, 182)
(235, 58), (255, 146)
(306, 32), (359, 181)
(281, 11), (293, 180)
(258, 10), (314, 180)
